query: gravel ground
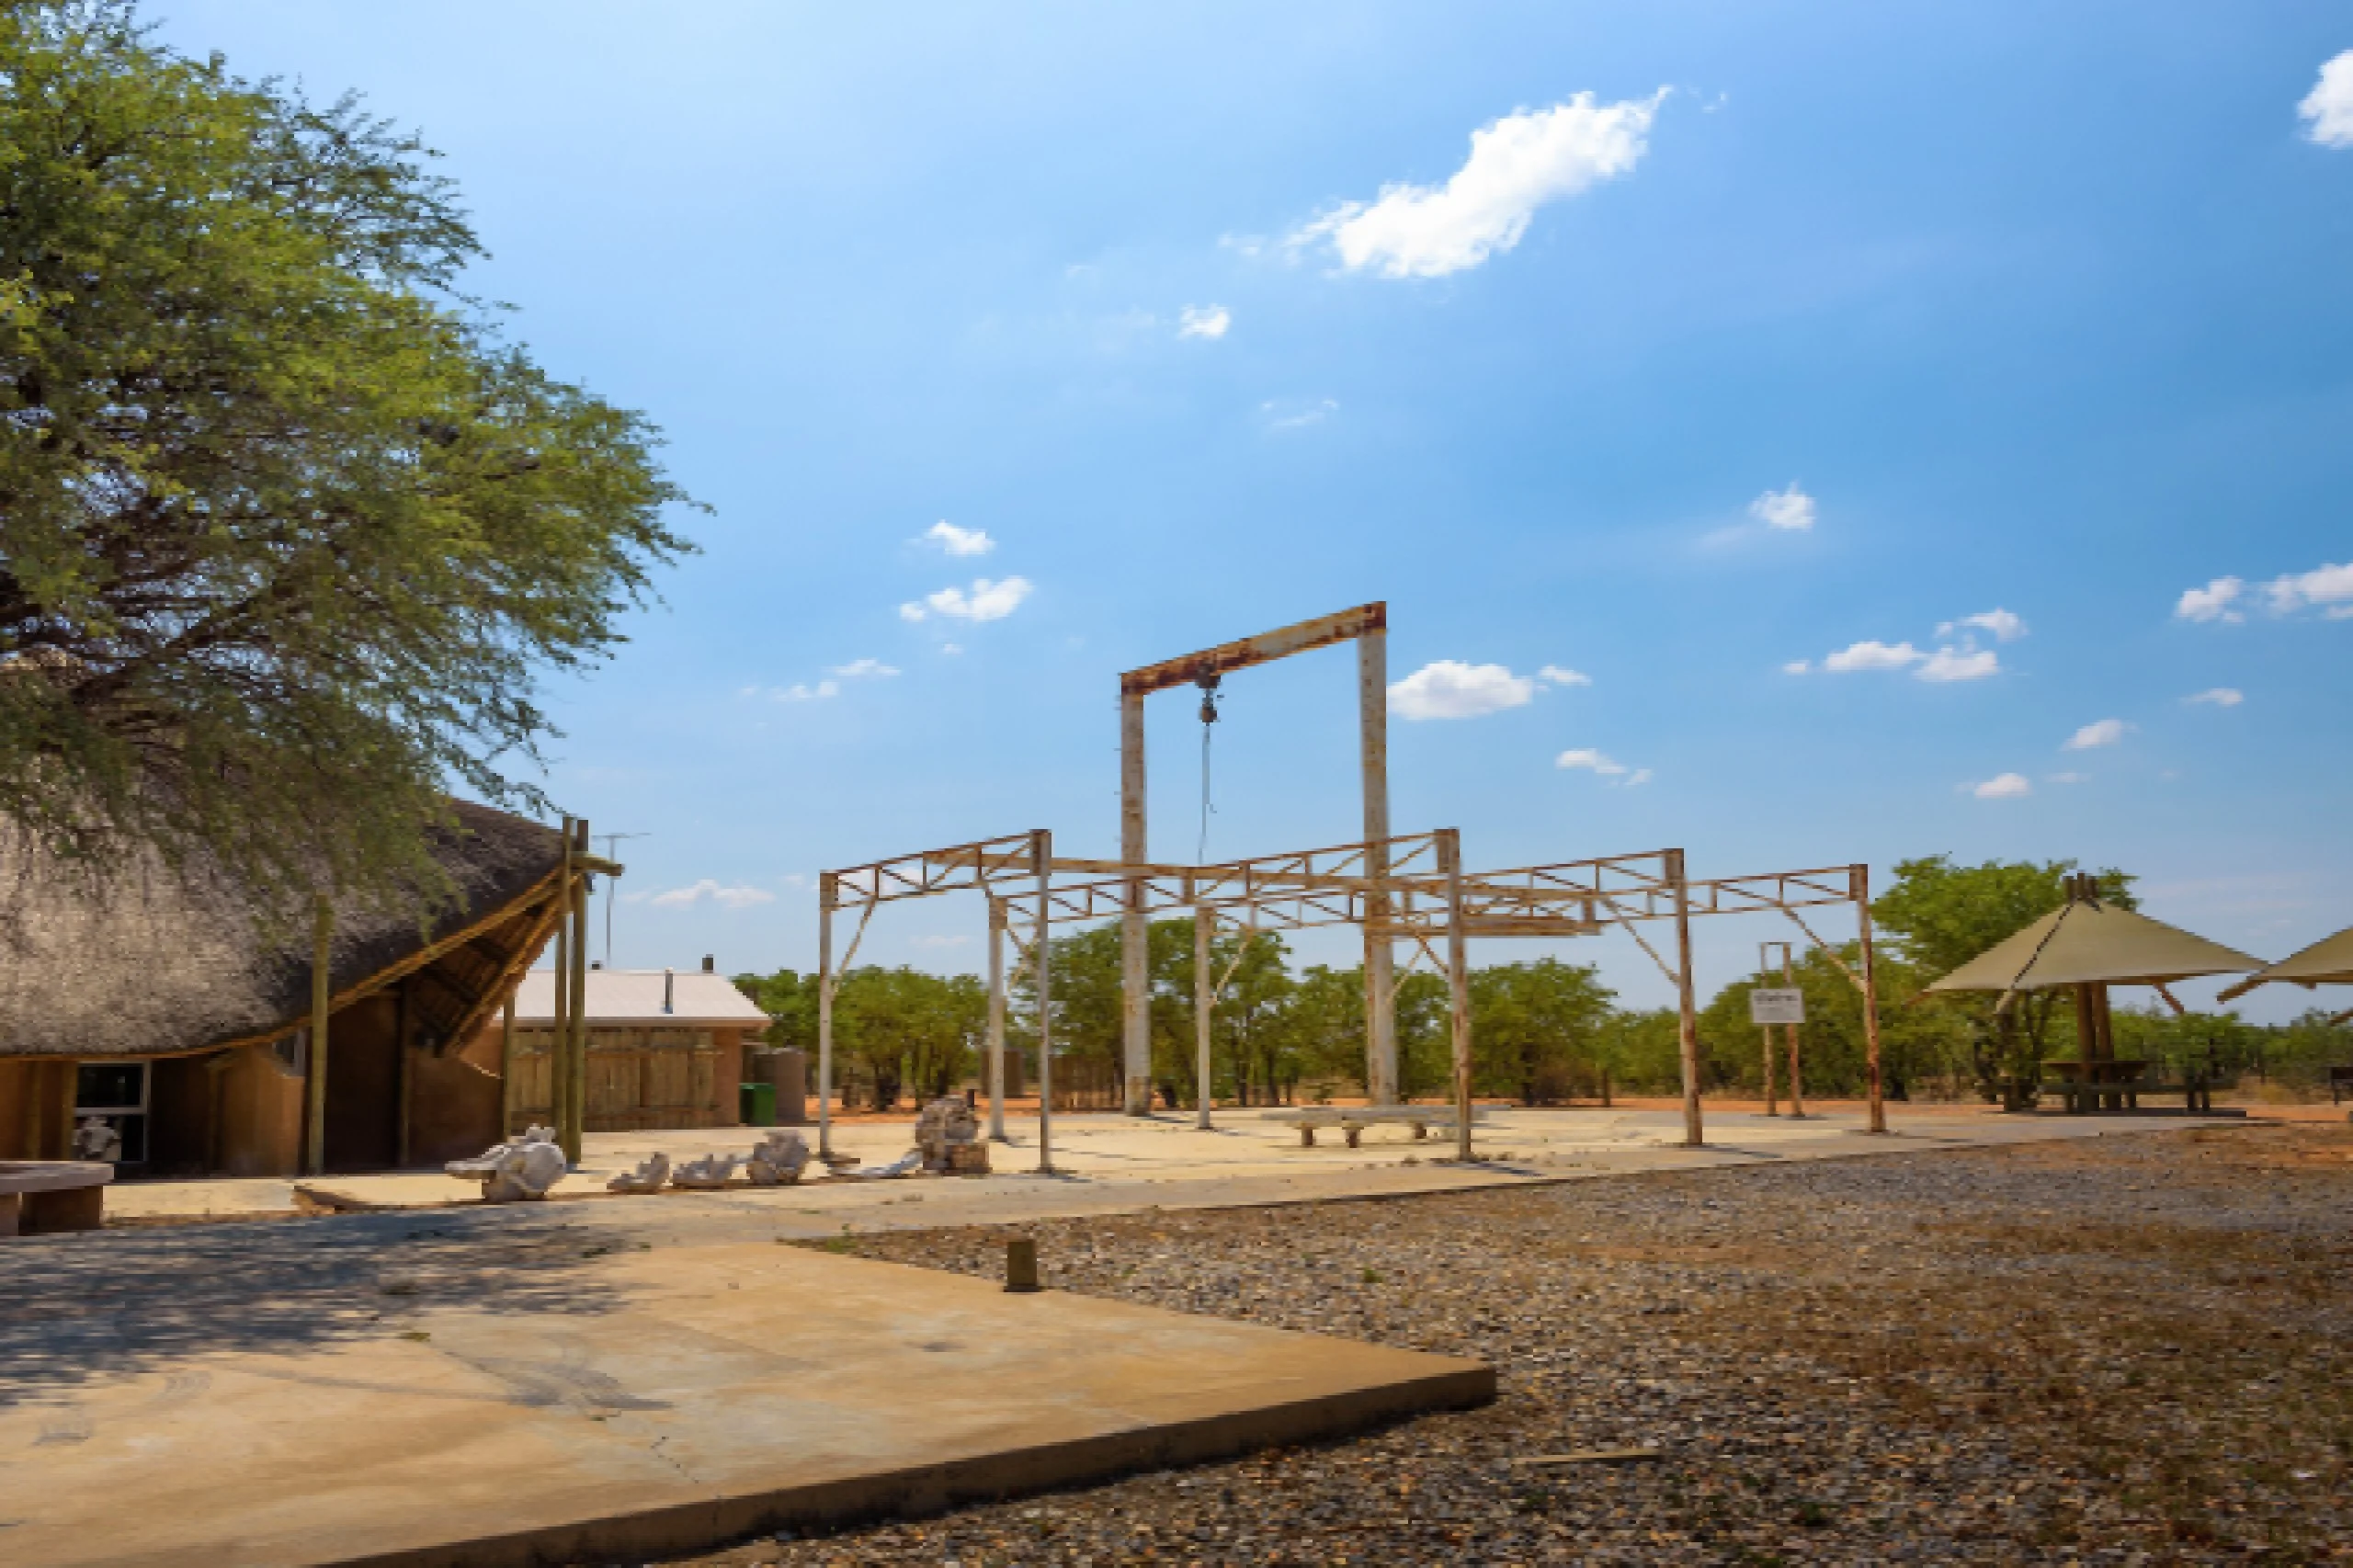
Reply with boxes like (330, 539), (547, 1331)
(656, 1123), (2353, 1565)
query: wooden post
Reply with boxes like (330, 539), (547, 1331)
(304, 897), (333, 1176)
(499, 989), (518, 1136)
(1756, 943), (1779, 1117)
(1195, 905), (1215, 1131)
(1442, 828), (1473, 1163)
(1784, 944), (1807, 1119)
(817, 874), (835, 1160)
(1854, 862), (1888, 1134)
(1034, 829), (1055, 1174)
(567, 823), (591, 1158)
(551, 817), (574, 1148)
(986, 899), (1008, 1142)
(1670, 849), (1704, 1149)
(393, 978), (412, 1169)
(1358, 627), (1397, 1107)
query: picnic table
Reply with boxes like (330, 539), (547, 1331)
(2039, 1059), (2217, 1114)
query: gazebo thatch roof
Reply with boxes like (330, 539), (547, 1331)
(2216, 924), (2353, 1001)
(1922, 898), (2264, 996)
(0, 802), (567, 1059)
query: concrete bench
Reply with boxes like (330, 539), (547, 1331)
(0, 1162), (113, 1236)
(1261, 1107), (1483, 1148)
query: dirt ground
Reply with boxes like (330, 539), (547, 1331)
(654, 1122), (2353, 1565)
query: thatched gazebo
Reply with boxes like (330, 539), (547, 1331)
(0, 802), (574, 1176)
(1921, 873), (2264, 1110)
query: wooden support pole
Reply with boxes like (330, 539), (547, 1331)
(1442, 829), (1473, 1163)
(551, 817), (574, 1147)
(1034, 829), (1056, 1174)
(1855, 862), (1888, 1134)
(1670, 849), (1704, 1149)
(304, 897), (333, 1176)
(817, 874), (836, 1160)
(393, 978), (412, 1169)
(567, 822), (591, 1158)
(500, 989), (517, 1136)
(1757, 943), (1779, 1117)
(1195, 905), (1215, 1131)
(986, 899), (1008, 1142)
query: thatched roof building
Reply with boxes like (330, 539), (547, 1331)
(0, 801), (570, 1062)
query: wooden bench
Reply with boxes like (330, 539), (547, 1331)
(0, 1161), (112, 1236)
(1260, 1107), (1483, 1148)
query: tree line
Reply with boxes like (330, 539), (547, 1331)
(735, 856), (2353, 1111)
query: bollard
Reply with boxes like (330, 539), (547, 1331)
(1004, 1236), (1042, 1293)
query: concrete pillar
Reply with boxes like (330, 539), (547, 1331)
(1359, 628), (1397, 1106)
(1119, 689), (1152, 1114)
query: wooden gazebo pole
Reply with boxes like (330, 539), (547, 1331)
(303, 897), (333, 1176)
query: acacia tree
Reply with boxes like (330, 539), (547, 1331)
(1870, 855), (2135, 1098)
(0, 4), (693, 906)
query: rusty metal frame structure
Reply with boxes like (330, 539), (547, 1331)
(1120, 603), (1395, 1115)
(819, 830), (1057, 1172)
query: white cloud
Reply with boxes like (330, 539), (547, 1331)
(2063, 718), (2130, 751)
(921, 520), (995, 557)
(2175, 576), (2245, 623)
(1622, 767), (1654, 788)
(2185, 687), (2244, 708)
(1822, 640), (1924, 673)
(2300, 50), (2353, 148)
(1555, 747), (1629, 776)
(1916, 646), (2000, 682)
(1290, 91), (1665, 278)
(1749, 483), (1815, 532)
(771, 679), (841, 703)
(650, 880), (777, 911)
(828, 658), (900, 679)
(1537, 665), (1591, 687)
(2047, 771), (2090, 785)
(1177, 304), (1232, 340)
(1781, 659), (1812, 675)
(899, 576), (1033, 623)
(1937, 608), (2027, 642)
(1260, 397), (1338, 431)
(909, 934), (972, 949)
(1389, 660), (1537, 720)
(2263, 561), (2353, 617)
(1971, 773), (2032, 800)
(940, 642), (964, 656)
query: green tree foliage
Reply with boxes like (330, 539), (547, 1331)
(1467, 959), (1615, 1102)
(731, 964), (983, 1109)
(1870, 855), (2134, 1098)
(0, 4), (693, 907)
(731, 968), (816, 1052)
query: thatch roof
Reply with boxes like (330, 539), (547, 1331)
(1922, 896), (2264, 995)
(0, 802), (566, 1059)
(2216, 923), (2353, 1001)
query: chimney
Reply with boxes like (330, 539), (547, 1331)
(663, 967), (675, 1015)
(701, 954), (715, 973)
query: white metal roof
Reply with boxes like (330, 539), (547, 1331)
(507, 969), (770, 1027)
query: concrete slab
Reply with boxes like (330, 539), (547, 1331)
(0, 1236), (1489, 1568)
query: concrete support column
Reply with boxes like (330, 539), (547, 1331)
(1358, 628), (1397, 1106)
(1670, 848), (1704, 1150)
(1194, 906), (1215, 1131)
(816, 875), (836, 1160)
(986, 899), (1008, 1142)
(1119, 689), (1152, 1115)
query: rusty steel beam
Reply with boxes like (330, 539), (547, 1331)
(1118, 602), (1388, 698)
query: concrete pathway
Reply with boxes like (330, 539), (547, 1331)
(104, 1104), (2243, 1236)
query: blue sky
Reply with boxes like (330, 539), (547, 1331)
(161, 3), (2353, 1017)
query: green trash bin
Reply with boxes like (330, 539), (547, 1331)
(739, 1081), (776, 1127)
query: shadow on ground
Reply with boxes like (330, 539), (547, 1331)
(0, 1205), (627, 1406)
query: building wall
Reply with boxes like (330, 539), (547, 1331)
(493, 1024), (744, 1131)
(0, 1059), (77, 1161)
(406, 1048), (503, 1165)
(212, 1043), (303, 1176)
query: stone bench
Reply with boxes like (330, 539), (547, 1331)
(1260, 1107), (1483, 1148)
(0, 1162), (113, 1236)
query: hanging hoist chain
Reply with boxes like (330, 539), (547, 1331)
(1195, 674), (1222, 864)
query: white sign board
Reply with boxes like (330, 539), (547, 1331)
(1748, 988), (1805, 1026)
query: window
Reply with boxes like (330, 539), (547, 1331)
(74, 1061), (150, 1165)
